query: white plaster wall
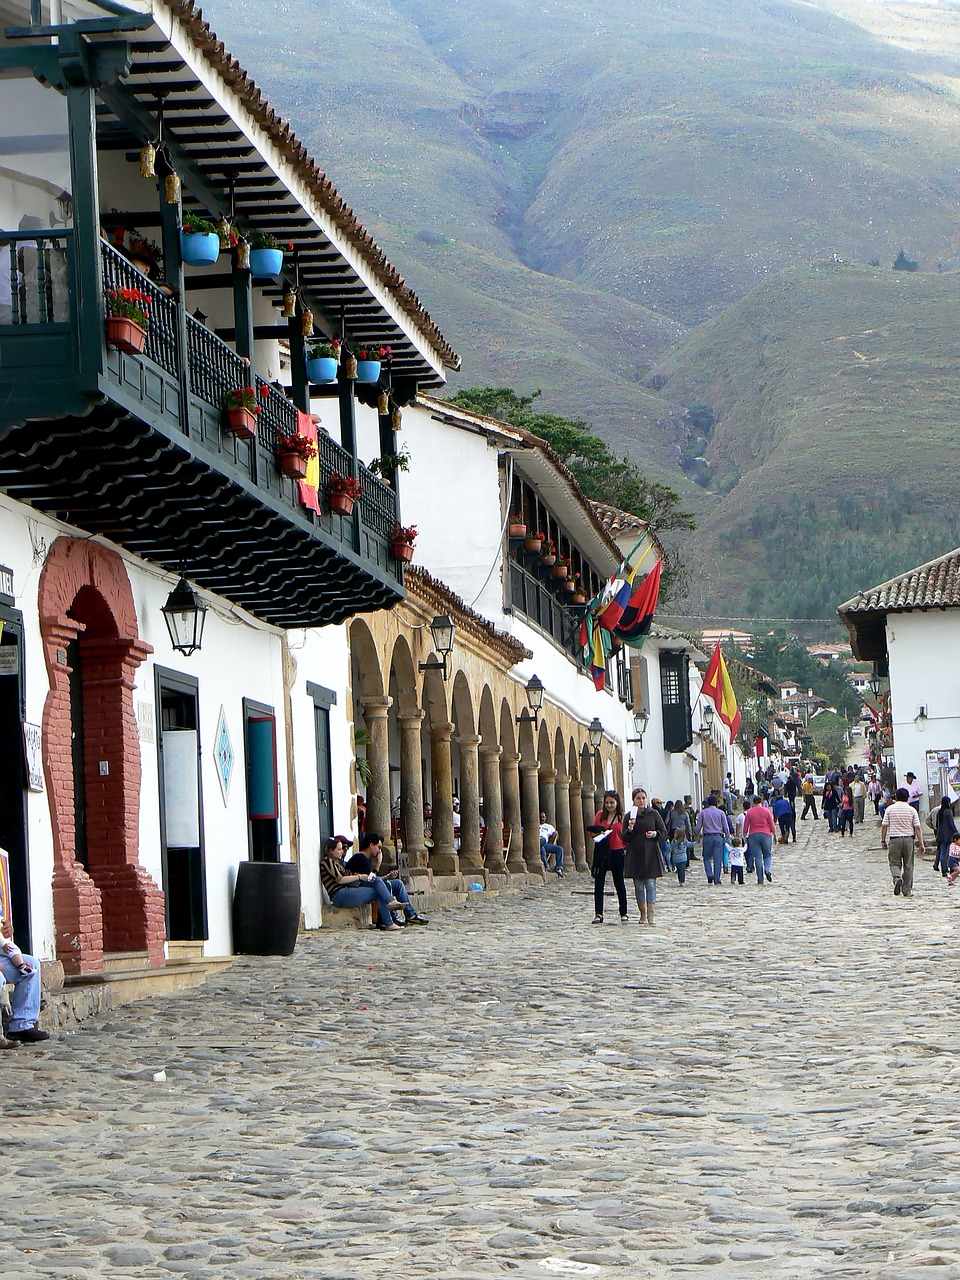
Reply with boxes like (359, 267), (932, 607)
(629, 638), (702, 806)
(886, 611), (960, 814)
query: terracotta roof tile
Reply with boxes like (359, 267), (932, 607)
(838, 545), (960, 616)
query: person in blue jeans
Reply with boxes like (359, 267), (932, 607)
(320, 835), (405, 931)
(539, 812), (564, 877)
(0, 921), (48, 1044)
(695, 795), (732, 884)
(349, 833), (429, 926)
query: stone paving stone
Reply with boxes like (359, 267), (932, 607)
(5, 815), (960, 1277)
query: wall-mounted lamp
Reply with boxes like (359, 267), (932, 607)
(869, 669), (881, 697)
(516, 674), (545, 728)
(588, 717), (604, 750)
(699, 701), (715, 735)
(192, 307), (208, 326)
(418, 614), (455, 681)
(627, 706), (650, 746)
(161, 573), (207, 656)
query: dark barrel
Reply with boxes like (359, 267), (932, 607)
(232, 861), (301, 955)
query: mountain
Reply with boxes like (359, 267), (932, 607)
(200, 0), (960, 618)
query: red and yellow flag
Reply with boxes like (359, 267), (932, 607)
(701, 642), (741, 738)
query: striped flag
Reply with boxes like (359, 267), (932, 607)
(701, 642), (742, 738)
(613, 560), (661, 647)
(296, 410), (321, 513)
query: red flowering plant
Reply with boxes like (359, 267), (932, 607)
(357, 341), (392, 363)
(105, 287), (151, 328)
(391, 522), (418, 547)
(328, 473), (363, 499)
(276, 430), (318, 462)
(224, 387), (261, 413)
(258, 383), (271, 398)
(308, 338), (341, 361)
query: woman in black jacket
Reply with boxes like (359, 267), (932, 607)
(623, 787), (667, 925)
(934, 796), (959, 877)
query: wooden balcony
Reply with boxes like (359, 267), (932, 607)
(0, 233), (403, 626)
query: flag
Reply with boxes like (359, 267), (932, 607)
(613, 559), (661, 647)
(295, 410), (321, 513)
(701, 642), (742, 738)
(590, 622), (607, 691)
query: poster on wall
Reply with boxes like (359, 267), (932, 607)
(925, 749), (960, 808)
(213, 706), (234, 806)
(22, 722), (44, 793)
(0, 848), (10, 928)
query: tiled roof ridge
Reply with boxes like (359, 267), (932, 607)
(162, 0), (460, 370)
(838, 543), (960, 614)
(405, 565), (532, 665)
(589, 499), (650, 533)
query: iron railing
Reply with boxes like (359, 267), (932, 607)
(101, 240), (179, 376)
(509, 559), (585, 668)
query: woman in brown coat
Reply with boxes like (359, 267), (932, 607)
(623, 787), (667, 925)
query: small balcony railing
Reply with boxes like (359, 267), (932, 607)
(508, 559), (585, 668)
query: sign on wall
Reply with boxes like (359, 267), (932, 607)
(22, 722), (43, 793)
(925, 749), (960, 808)
(213, 706), (234, 805)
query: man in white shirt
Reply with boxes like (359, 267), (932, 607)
(905, 772), (924, 812)
(538, 811), (564, 877)
(851, 775), (867, 824)
(881, 787), (925, 897)
(452, 796), (461, 852)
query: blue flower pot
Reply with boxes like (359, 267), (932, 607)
(306, 356), (338, 384)
(180, 232), (220, 266)
(249, 247), (284, 278)
(356, 359), (381, 383)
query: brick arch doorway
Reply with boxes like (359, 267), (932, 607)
(38, 538), (165, 974)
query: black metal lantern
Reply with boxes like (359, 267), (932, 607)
(627, 706), (649, 745)
(588, 717), (604, 749)
(517, 673), (545, 728)
(701, 701), (715, 733)
(418, 614), (456, 680)
(869, 670), (881, 697)
(161, 575), (207, 656)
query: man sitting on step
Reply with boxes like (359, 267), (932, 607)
(347, 833), (429, 928)
(0, 918), (49, 1046)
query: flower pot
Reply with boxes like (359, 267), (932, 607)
(571, 593), (587, 605)
(278, 451), (308, 480)
(522, 536), (542, 553)
(551, 565), (568, 580)
(306, 356), (339, 384)
(508, 522), (526, 539)
(391, 540), (415, 563)
(539, 554), (556, 567)
(180, 231), (220, 266)
(562, 578), (576, 592)
(249, 247), (284, 278)
(224, 405), (257, 440)
(356, 359), (381, 383)
(328, 491), (355, 517)
(105, 316), (147, 354)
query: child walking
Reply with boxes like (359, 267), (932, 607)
(728, 835), (746, 885)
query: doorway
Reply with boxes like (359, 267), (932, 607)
(0, 605), (30, 951)
(156, 667), (207, 940)
(243, 698), (280, 862)
(307, 682), (336, 845)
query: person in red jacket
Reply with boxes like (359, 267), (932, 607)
(742, 796), (776, 884)
(589, 790), (627, 923)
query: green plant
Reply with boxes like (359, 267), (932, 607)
(368, 447), (410, 476)
(356, 341), (392, 362)
(276, 430), (318, 461)
(224, 387), (260, 412)
(329, 473), (363, 498)
(354, 727), (372, 788)
(391, 522), (417, 545)
(127, 233), (162, 266)
(249, 229), (279, 251)
(105, 287), (150, 327)
(308, 338), (341, 360)
(181, 212), (216, 236)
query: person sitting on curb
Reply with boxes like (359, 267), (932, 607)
(538, 811), (565, 877)
(319, 836), (405, 932)
(348, 833), (429, 927)
(0, 918), (49, 1045)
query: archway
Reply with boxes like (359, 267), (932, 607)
(451, 671), (482, 873)
(349, 618), (388, 838)
(387, 635), (425, 870)
(38, 537), (162, 973)
(421, 663), (455, 874)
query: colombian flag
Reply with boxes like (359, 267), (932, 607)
(701, 642), (742, 738)
(296, 410), (321, 514)
(613, 559), (661, 647)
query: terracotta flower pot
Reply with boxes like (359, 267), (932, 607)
(523, 537), (542, 553)
(571, 593), (587, 604)
(105, 316), (147, 354)
(551, 564), (569, 580)
(539, 553), (556, 567)
(508, 523), (526, 539)
(328, 491), (355, 516)
(391, 540), (415, 562)
(562, 578), (576, 592)
(278, 451), (308, 480)
(224, 405), (257, 440)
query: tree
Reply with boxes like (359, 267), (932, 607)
(892, 248), (918, 272)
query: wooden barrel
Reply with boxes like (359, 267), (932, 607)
(232, 861), (301, 955)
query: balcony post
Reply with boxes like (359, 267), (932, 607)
(156, 164), (190, 434)
(233, 262), (254, 364)
(288, 301), (308, 412)
(66, 84), (104, 384)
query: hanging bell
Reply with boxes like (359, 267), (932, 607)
(391, 406), (402, 431)
(377, 390), (389, 416)
(344, 353), (358, 380)
(301, 308), (314, 338)
(164, 172), (180, 205)
(281, 288), (296, 319)
(215, 216), (232, 250)
(139, 141), (156, 179)
(235, 238), (250, 270)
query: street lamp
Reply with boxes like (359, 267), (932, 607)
(869, 670), (881, 697)
(418, 614), (455, 681)
(700, 701), (715, 734)
(627, 706), (649, 746)
(161, 573), (207, 656)
(516, 674), (545, 728)
(588, 717), (604, 749)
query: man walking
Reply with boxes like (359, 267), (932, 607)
(881, 787), (925, 898)
(905, 772), (924, 813)
(800, 774), (818, 820)
(851, 773), (866, 824)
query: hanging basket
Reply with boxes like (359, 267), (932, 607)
(551, 564), (569, 580)
(328, 491), (355, 517)
(105, 316), (147, 354)
(249, 247), (284, 278)
(278, 451), (308, 480)
(224, 406), (257, 440)
(306, 356), (338, 384)
(522, 536), (542, 553)
(180, 232), (220, 266)
(562, 578), (576, 593)
(391, 540), (415, 563)
(355, 358), (381, 383)
(508, 522), (527, 539)
(571, 592), (587, 605)
(539, 553), (556, 567)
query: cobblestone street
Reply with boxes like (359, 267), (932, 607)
(8, 814), (960, 1279)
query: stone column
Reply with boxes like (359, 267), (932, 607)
(480, 744), (506, 873)
(582, 786), (598, 869)
(398, 711), (428, 876)
(429, 721), (458, 875)
(360, 695), (393, 844)
(501, 751), (525, 874)
(554, 771), (572, 871)
(569, 778), (588, 871)
(456, 733), (484, 874)
(520, 759), (544, 874)
(538, 767), (557, 826)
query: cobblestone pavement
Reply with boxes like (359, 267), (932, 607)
(8, 813), (960, 1280)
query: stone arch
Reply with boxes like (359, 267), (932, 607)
(536, 721), (555, 823)
(386, 634), (419, 717)
(478, 685), (498, 749)
(349, 618), (384, 699)
(499, 698), (517, 759)
(350, 618), (388, 835)
(37, 536), (161, 974)
(385, 634), (420, 852)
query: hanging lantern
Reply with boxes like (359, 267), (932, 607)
(344, 352), (358, 379)
(139, 141), (156, 179)
(391, 406), (402, 431)
(301, 307), (314, 338)
(377, 389), (389, 416)
(235, 237), (250, 270)
(164, 171), (180, 205)
(215, 215), (232, 250)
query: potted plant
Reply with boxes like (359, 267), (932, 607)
(355, 341), (391, 383)
(127, 232), (162, 280)
(508, 512), (527, 538)
(327, 472), (363, 516)
(306, 338), (341, 385)
(180, 212), (220, 267)
(562, 576), (576, 593)
(570, 575), (587, 605)
(551, 556), (570, 581)
(523, 529), (544, 553)
(368, 446), (410, 482)
(248, 229), (284, 279)
(276, 428), (318, 480)
(223, 387), (261, 440)
(539, 539), (557, 567)
(104, 286), (150, 354)
(390, 522), (418, 563)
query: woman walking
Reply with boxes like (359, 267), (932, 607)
(838, 785), (855, 837)
(623, 787), (667, 924)
(822, 781), (840, 833)
(933, 796), (958, 877)
(742, 795), (776, 884)
(667, 799), (692, 884)
(590, 790), (627, 923)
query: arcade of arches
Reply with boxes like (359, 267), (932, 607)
(350, 569), (623, 884)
